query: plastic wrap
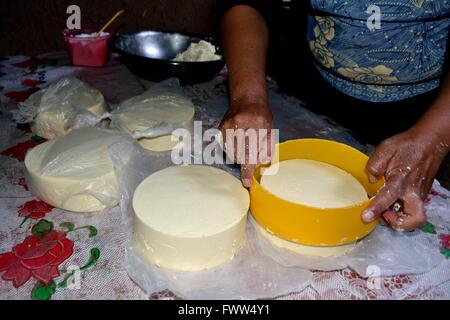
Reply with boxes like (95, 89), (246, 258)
(251, 216), (443, 276)
(110, 137), (444, 298)
(13, 77), (109, 139)
(109, 141), (313, 299)
(24, 128), (136, 213)
(110, 78), (195, 151)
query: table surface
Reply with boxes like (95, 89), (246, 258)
(1, 53), (450, 300)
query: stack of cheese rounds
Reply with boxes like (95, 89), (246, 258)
(133, 165), (249, 271)
(24, 128), (129, 212)
(258, 159), (369, 257)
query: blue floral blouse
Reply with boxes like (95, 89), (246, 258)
(220, 0), (450, 102)
(307, 0), (450, 102)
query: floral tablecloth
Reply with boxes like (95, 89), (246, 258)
(0, 53), (449, 300)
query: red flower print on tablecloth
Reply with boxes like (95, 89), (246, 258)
(18, 200), (54, 220)
(11, 57), (44, 70)
(424, 189), (441, 205)
(439, 234), (450, 259)
(430, 189), (439, 196)
(4, 88), (39, 102)
(18, 177), (29, 191)
(0, 219), (100, 299)
(440, 234), (450, 249)
(1, 137), (46, 161)
(383, 275), (411, 293)
(22, 79), (44, 87)
(340, 270), (377, 299)
(0, 230), (73, 287)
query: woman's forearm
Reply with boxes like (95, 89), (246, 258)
(412, 72), (450, 150)
(221, 5), (269, 106)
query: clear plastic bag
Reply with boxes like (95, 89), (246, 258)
(110, 136), (444, 298)
(24, 128), (136, 213)
(12, 77), (109, 139)
(110, 78), (195, 149)
(109, 141), (313, 299)
(250, 216), (443, 277)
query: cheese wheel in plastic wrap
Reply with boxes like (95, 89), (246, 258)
(112, 79), (195, 152)
(24, 128), (131, 212)
(16, 77), (108, 139)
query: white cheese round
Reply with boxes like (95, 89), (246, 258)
(255, 223), (355, 257)
(257, 159), (366, 256)
(115, 93), (195, 151)
(24, 128), (128, 212)
(133, 165), (249, 271)
(28, 78), (107, 139)
(260, 159), (368, 208)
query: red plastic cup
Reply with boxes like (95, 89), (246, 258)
(63, 29), (114, 67)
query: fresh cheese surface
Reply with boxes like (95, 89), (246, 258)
(28, 77), (107, 139)
(173, 40), (221, 62)
(116, 93), (195, 151)
(255, 223), (354, 257)
(24, 128), (127, 212)
(260, 159), (368, 208)
(133, 165), (249, 271)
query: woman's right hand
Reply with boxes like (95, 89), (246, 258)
(219, 98), (274, 188)
(219, 4), (273, 187)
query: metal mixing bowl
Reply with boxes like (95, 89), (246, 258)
(109, 30), (225, 85)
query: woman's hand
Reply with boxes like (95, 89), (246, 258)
(219, 99), (274, 187)
(219, 5), (272, 187)
(362, 128), (449, 231)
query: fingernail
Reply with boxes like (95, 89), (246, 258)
(243, 179), (251, 188)
(362, 210), (375, 223)
(368, 174), (377, 184)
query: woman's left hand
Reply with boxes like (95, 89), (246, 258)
(361, 128), (449, 231)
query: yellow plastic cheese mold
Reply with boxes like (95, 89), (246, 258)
(250, 138), (385, 246)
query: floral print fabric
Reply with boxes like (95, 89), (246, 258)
(307, 0), (450, 102)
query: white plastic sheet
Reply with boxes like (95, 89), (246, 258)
(109, 141), (312, 299)
(250, 217), (443, 277)
(109, 138), (443, 299)
(12, 77), (109, 139)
